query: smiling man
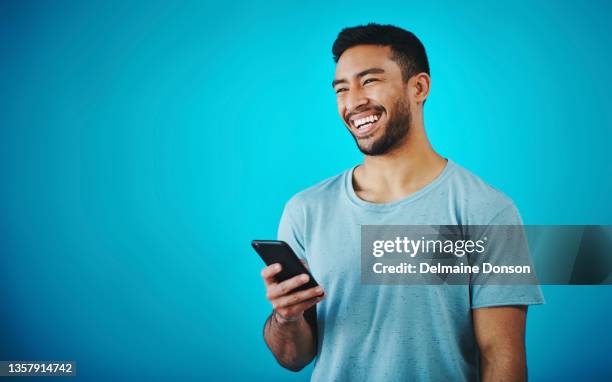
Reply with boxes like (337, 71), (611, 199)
(260, 23), (544, 381)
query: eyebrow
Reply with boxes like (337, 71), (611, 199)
(331, 67), (386, 88)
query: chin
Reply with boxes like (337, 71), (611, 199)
(355, 133), (381, 149)
(356, 141), (381, 156)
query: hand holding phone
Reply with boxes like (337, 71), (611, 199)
(253, 240), (325, 323)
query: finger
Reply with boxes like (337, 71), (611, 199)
(278, 295), (323, 318)
(300, 259), (310, 269)
(273, 286), (324, 310)
(267, 273), (310, 299)
(261, 263), (282, 286)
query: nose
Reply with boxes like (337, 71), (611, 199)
(345, 87), (369, 116)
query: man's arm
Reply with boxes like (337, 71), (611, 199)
(263, 309), (317, 372)
(473, 305), (528, 382)
(261, 263), (324, 371)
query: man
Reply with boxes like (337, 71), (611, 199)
(260, 23), (544, 381)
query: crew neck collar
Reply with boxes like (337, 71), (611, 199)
(344, 158), (456, 211)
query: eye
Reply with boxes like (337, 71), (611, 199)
(363, 78), (378, 85)
(335, 87), (348, 94)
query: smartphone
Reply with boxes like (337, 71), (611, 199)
(251, 240), (319, 292)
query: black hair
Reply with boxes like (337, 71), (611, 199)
(332, 23), (430, 82)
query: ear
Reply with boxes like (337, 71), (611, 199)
(411, 73), (431, 105)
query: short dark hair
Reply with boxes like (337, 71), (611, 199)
(332, 23), (430, 82)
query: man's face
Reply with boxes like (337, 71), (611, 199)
(333, 45), (412, 156)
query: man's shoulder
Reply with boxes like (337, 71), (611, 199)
(448, 160), (521, 224)
(281, 160), (522, 224)
(283, 168), (349, 211)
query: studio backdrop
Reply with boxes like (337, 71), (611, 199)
(0, 1), (610, 380)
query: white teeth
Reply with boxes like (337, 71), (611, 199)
(353, 114), (381, 128)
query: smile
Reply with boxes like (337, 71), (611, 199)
(349, 111), (383, 137)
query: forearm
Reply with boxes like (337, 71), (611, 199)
(480, 348), (526, 382)
(263, 312), (317, 371)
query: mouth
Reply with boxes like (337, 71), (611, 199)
(349, 111), (384, 138)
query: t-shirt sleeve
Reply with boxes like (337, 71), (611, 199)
(470, 202), (545, 309)
(277, 197), (307, 262)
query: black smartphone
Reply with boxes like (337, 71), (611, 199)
(251, 240), (319, 292)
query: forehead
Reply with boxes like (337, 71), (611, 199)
(334, 45), (400, 78)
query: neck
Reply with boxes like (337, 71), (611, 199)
(353, 118), (447, 203)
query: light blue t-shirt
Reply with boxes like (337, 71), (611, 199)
(277, 159), (544, 382)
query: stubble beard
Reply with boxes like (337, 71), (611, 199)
(352, 96), (412, 156)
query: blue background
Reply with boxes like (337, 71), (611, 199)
(1, 0), (610, 380)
